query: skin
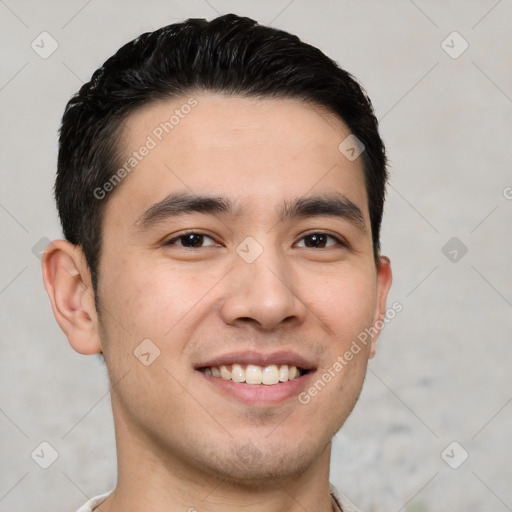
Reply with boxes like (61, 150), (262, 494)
(43, 94), (392, 512)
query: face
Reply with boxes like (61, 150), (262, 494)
(94, 94), (391, 482)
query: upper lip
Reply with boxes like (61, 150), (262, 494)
(195, 350), (316, 371)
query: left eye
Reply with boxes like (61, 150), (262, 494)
(296, 233), (342, 249)
(166, 233), (217, 248)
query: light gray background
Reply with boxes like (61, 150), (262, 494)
(1, 1), (511, 511)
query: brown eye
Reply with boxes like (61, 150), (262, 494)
(297, 233), (341, 249)
(167, 233), (216, 248)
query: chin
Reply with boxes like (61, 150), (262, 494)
(198, 438), (323, 486)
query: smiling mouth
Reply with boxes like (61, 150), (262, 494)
(198, 364), (309, 386)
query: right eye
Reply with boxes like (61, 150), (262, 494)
(165, 232), (218, 248)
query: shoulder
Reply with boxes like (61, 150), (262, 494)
(74, 490), (112, 512)
(330, 483), (361, 512)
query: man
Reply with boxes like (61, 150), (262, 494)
(42, 14), (392, 512)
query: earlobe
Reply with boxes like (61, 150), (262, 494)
(369, 255), (392, 359)
(42, 240), (103, 355)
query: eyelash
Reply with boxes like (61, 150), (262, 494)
(164, 231), (347, 249)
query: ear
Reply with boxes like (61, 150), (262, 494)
(369, 255), (392, 359)
(42, 239), (102, 355)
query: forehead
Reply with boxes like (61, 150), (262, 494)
(107, 93), (368, 223)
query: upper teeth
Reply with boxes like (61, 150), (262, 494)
(201, 364), (302, 385)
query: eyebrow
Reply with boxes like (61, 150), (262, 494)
(135, 192), (366, 232)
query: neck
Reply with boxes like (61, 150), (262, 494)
(101, 409), (335, 512)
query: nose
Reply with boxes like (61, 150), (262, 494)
(220, 244), (307, 331)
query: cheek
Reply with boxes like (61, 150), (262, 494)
(100, 257), (225, 341)
(303, 268), (377, 338)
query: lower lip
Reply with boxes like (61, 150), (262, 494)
(197, 371), (315, 406)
